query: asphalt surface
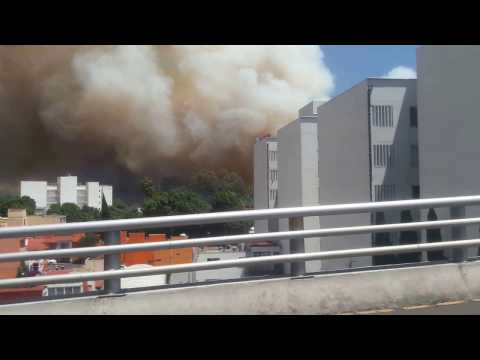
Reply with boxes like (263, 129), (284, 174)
(340, 299), (480, 315)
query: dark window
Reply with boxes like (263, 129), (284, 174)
(410, 145), (419, 168)
(412, 186), (420, 199)
(207, 258), (220, 262)
(410, 107), (418, 128)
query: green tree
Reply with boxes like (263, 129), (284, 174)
(212, 190), (246, 211)
(0, 195), (36, 216)
(141, 177), (155, 198)
(142, 190), (211, 217)
(190, 170), (220, 197)
(101, 194), (111, 220)
(0, 195), (15, 217)
(80, 206), (101, 222)
(47, 203), (62, 215)
(217, 169), (248, 196)
(48, 203), (84, 222)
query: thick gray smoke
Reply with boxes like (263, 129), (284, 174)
(0, 45), (333, 196)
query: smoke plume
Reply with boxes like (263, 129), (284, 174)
(0, 45), (333, 197)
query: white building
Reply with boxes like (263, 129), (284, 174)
(417, 45), (480, 260)
(277, 101), (322, 273)
(253, 136), (278, 234)
(315, 78), (418, 270)
(253, 82), (419, 273)
(21, 176), (113, 212)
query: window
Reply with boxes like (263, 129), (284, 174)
(412, 186), (420, 199)
(410, 106), (418, 128)
(269, 150), (277, 161)
(410, 145), (418, 168)
(374, 184), (396, 201)
(270, 169), (278, 182)
(207, 258), (220, 262)
(373, 144), (394, 168)
(371, 105), (394, 127)
(269, 189), (277, 202)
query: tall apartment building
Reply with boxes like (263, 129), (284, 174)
(417, 45), (480, 259)
(253, 136), (278, 234)
(277, 101), (322, 273)
(20, 176), (113, 212)
(316, 78), (419, 270)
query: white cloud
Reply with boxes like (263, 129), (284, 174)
(382, 66), (417, 79)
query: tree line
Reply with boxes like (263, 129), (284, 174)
(1, 170), (253, 237)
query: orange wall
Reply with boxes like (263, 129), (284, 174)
(121, 233), (193, 267)
(0, 238), (21, 279)
(151, 235), (193, 266)
(121, 232), (152, 266)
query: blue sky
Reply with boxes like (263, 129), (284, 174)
(321, 45), (418, 96)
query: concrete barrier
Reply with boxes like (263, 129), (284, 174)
(1, 261), (480, 314)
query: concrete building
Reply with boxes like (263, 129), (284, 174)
(253, 135), (278, 233)
(316, 78), (419, 270)
(277, 101), (322, 273)
(1, 209), (66, 228)
(20, 176), (113, 212)
(0, 209), (69, 282)
(417, 45), (480, 259)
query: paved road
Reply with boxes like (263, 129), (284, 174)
(340, 299), (480, 315)
(388, 301), (480, 315)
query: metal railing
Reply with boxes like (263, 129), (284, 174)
(1, 195), (480, 295)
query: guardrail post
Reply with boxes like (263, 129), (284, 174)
(289, 217), (305, 276)
(104, 231), (121, 293)
(450, 206), (467, 262)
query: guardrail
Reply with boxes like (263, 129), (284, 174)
(1, 195), (480, 295)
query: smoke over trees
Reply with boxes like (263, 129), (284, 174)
(0, 45), (334, 193)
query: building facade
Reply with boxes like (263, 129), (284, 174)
(253, 136), (278, 234)
(20, 176), (113, 212)
(417, 45), (480, 259)
(316, 78), (419, 269)
(277, 103), (322, 273)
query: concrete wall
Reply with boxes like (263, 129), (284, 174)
(417, 45), (480, 257)
(87, 182), (101, 210)
(21, 181), (48, 209)
(5, 261), (480, 314)
(369, 79), (418, 203)
(369, 79), (419, 248)
(298, 100), (322, 117)
(316, 81), (372, 270)
(58, 176), (78, 205)
(193, 250), (246, 282)
(278, 117), (321, 272)
(253, 137), (277, 234)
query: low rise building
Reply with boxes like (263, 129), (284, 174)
(120, 232), (194, 267)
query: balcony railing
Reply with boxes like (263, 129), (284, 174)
(1, 195), (480, 295)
